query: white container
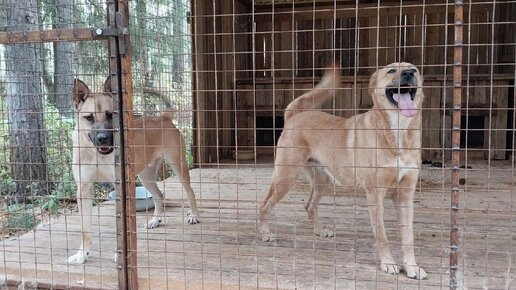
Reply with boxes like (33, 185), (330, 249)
(108, 186), (155, 211)
(231, 149), (255, 161)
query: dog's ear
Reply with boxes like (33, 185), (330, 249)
(103, 76), (115, 94)
(73, 79), (90, 109)
(368, 69), (378, 97)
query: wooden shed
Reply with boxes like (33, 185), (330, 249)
(191, 0), (515, 165)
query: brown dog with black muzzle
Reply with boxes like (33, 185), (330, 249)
(259, 63), (427, 279)
(67, 77), (199, 264)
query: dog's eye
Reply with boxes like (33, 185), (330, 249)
(106, 112), (113, 120)
(84, 114), (94, 122)
(387, 68), (396, 74)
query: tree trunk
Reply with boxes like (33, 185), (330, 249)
(51, 0), (75, 118)
(135, 0), (158, 114)
(172, 0), (184, 84)
(136, 0), (151, 85)
(5, 0), (49, 200)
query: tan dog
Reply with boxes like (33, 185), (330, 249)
(67, 77), (200, 264)
(259, 63), (426, 279)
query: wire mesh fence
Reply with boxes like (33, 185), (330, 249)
(0, 0), (515, 289)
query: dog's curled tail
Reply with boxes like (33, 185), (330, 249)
(284, 64), (341, 122)
(143, 87), (176, 119)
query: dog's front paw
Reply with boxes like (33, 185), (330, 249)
(66, 250), (89, 264)
(145, 217), (162, 229)
(380, 261), (400, 275)
(403, 264), (427, 280)
(317, 228), (334, 238)
(261, 231), (276, 242)
(187, 210), (200, 224)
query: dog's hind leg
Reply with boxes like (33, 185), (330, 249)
(164, 147), (200, 224)
(365, 187), (400, 275)
(392, 175), (427, 280)
(260, 148), (307, 242)
(67, 182), (94, 264)
(304, 167), (334, 238)
(138, 163), (165, 229)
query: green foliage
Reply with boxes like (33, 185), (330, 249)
(185, 145), (194, 169)
(0, 167), (15, 196)
(40, 171), (76, 213)
(3, 213), (37, 231)
(0, 81), (14, 196)
(40, 197), (59, 213)
(53, 171), (76, 199)
(44, 105), (74, 193)
(2, 203), (38, 231)
(0, 95), (75, 199)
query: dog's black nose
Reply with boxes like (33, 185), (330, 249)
(96, 132), (110, 144)
(401, 69), (415, 79)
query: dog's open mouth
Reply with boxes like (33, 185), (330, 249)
(97, 146), (114, 155)
(386, 85), (418, 118)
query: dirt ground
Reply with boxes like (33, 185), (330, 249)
(0, 160), (515, 289)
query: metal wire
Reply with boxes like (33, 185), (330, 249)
(0, 0), (514, 289)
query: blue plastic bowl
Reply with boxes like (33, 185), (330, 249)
(108, 186), (155, 211)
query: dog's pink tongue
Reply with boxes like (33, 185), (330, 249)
(395, 93), (417, 118)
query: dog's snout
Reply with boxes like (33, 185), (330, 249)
(96, 132), (110, 144)
(401, 69), (415, 79)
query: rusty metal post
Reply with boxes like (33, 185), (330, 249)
(107, 0), (137, 288)
(450, 1), (463, 289)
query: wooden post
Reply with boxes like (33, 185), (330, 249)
(107, 0), (137, 288)
(450, 0), (463, 288)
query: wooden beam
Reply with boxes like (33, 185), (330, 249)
(253, 2), (493, 24)
(0, 28), (111, 44)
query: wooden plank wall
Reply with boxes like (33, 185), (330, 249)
(253, 2), (513, 77)
(234, 77), (371, 155)
(192, 0), (250, 165)
(235, 77), (513, 160)
(192, 1), (515, 163)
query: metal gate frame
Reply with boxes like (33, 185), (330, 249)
(0, 0), (467, 289)
(0, 0), (138, 288)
